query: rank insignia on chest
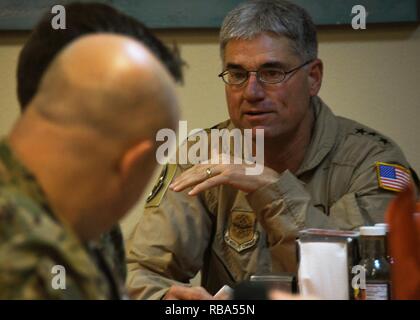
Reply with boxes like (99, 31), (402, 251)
(224, 211), (258, 253)
(376, 162), (411, 192)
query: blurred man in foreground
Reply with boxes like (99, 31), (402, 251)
(0, 34), (179, 299)
(16, 2), (183, 282)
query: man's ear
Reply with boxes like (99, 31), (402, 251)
(308, 59), (323, 97)
(119, 139), (154, 179)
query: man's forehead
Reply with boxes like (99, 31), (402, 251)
(223, 33), (298, 68)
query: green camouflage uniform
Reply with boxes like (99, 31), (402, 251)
(0, 140), (126, 299)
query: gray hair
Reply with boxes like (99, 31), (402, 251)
(220, 0), (318, 62)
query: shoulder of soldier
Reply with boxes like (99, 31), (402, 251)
(0, 189), (37, 239)
(0, 191), (106, 299)
(0, 246), (91, 299)
(0, 186), (65, 243)
(146, 120), (232, 208)
(331, 116), (419, 188)
(0, 233), (86, 299)
(334, 116), (408, 163)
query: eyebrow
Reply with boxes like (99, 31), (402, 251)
(225, 61), (288, 70)
(260, 61), (288, 69)
(225, 63), (245, 70)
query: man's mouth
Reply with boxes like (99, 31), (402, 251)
(243, 110), (273, 120)
(244, 110), (270, 115)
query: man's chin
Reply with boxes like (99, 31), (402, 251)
(248, 125), (268, 136)
(233, 122), (278, 139)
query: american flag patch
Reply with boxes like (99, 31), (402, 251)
(376, 162), (411, 192)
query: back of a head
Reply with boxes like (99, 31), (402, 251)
(32, 34), (178, 146)
(17, 1), (183, 110)
(220, 0), (318, 62)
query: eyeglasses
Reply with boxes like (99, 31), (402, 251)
(218, 60), (313, 85)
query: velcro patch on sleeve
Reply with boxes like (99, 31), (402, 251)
(376, 162), (411, 192)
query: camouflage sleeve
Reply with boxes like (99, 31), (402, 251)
(0, 197), (109, 299)
(0, 243), (98, 299)
(126, 164), (213, 299)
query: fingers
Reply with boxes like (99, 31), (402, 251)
(170, 165), (219, 192)
(188, 174), (228, 195)
(169, 163), (260, 195)
(163, 285), (214, 300)
(169, 161), (276, 195)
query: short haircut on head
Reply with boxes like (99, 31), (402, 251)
(220, 0), (318, 62)
(17, 1), (183, 110)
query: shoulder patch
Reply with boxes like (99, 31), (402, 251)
(376, 162), (411, 192)
(145, 164), (177, 208)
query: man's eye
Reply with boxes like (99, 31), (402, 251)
(228, 70), (247, 81)
(260, 68), (284, 79)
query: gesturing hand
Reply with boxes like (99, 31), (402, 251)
(169, 160), (280, 196)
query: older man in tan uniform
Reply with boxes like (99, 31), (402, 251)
(126, 0), (418, 300)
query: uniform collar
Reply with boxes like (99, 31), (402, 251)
(296, 96), (338, 176)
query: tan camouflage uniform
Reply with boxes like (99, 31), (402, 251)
(0, 140), (126, 299)
(126, 97), (419, 299)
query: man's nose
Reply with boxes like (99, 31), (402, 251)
(243, 72), (265, 101)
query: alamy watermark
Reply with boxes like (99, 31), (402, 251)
(51, 265), (66, 290)
(351, 264), (367, 290)
(51, 5), (66, 30)
(155, 121), (265, 175)
(49, 4), (367, 31)
(351, 5), (367, 30)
